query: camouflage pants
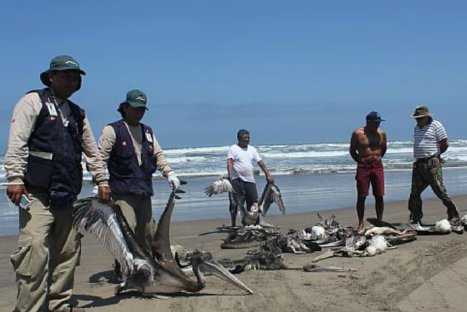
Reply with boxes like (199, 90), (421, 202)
(408, 156), (459, 223)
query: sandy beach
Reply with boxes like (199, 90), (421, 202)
(1, 196), (467, 312)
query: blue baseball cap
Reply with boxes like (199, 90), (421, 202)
(366, 111), (385, 122)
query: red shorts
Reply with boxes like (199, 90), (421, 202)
(355, 161), (384, 197)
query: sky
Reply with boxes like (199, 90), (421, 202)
(1, 0), (467, 149)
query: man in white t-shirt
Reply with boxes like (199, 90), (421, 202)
(227, 129), (274, 226)
(408, 106), (459, 230)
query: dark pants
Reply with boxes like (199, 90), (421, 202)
(229, 179), (258, 224)
(408, 156), (459, 223)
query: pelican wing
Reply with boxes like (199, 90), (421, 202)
(259, 182), (286, 215)
(204, 178), (233, 197)
(72, 197), (138, 278)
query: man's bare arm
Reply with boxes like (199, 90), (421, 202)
(349, 131), (360, 162)
(227, 158), (234, 179)
(381, 131), (387, 158)
(439, 138), (449, 154)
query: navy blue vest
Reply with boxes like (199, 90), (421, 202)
(24, 88), (85, 199)
(108, 120), (157, 196)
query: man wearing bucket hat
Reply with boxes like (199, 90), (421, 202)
(349, 111), (387, 230)
(5, 55), (109, 312)
(97, 89), (181, 277)
(408, 105), (460, 230)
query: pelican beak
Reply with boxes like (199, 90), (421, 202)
(199, 259), (254, 294)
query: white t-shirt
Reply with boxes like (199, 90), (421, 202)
(227, 144), (262, 183)
(413, 120), (447, 159)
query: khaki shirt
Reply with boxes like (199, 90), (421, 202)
(5, 92), (109, 185)
(98, 122), (172, 178)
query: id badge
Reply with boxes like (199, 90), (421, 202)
(145, 132), (153, 143)
(46, 102), (58, 116)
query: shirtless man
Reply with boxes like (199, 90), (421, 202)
(349, 111), (387, 229)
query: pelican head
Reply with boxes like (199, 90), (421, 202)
(190, 250), (254, 294)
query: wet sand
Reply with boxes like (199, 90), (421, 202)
(1, 195), (467, 312)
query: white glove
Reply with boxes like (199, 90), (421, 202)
(167, 171), (181, 191)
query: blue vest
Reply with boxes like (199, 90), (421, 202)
(24, 88), (85, 201)
(108, 120), (157, 196)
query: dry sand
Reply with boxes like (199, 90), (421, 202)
(1, 196), (467, 312)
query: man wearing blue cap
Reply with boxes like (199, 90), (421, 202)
(5, 55), (109, 311)
(98, 89), (181, 277)
(349, 111), (387, 230)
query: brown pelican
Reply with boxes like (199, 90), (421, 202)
(299, 214), (349, 246)
(367, 216), (464, 235)
(273, 229), (321, 254)
(205, 177), (286, 227)
(303, 264), (357, 273)
(258, 182), (285, 216)
(204, 176), (233, 196)
(204, 176), (244, 227)
(73, 191), (254, 296)
(218, 240), (288, 273)
(220, 226), (280, 249)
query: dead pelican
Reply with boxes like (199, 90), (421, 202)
(218, 241), (288, 273)
(73, 191), (254, 296)
(303, 264), (357, 273)
(221, 226), (280, 249)
(258, 182), (285, 216)
(204, 176), (233, 196)
(204, 176), (245, 227)
(205, 178), (286, 227)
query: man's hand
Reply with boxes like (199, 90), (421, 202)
(98, 185), (112, 202)
(266, 174), (274, 184)
(7, 184), (27, 206)
(167, 172), (181, 191)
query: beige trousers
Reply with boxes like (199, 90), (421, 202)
(10, 187), (80, 312)
(112, 194), (154, 254)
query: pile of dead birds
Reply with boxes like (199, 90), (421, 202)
(217, 213), (467, 274)
(173, 214), (467, 277)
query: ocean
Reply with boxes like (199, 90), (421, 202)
(1, 139), (467, 236)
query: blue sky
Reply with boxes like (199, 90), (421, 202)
(1, 1), (467, 149)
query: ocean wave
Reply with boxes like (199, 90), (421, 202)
(1, 139), (467, 186)
(164, 146), (229, 155)
(166, 156), (211, 164)
(263, 150), (349, 158)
